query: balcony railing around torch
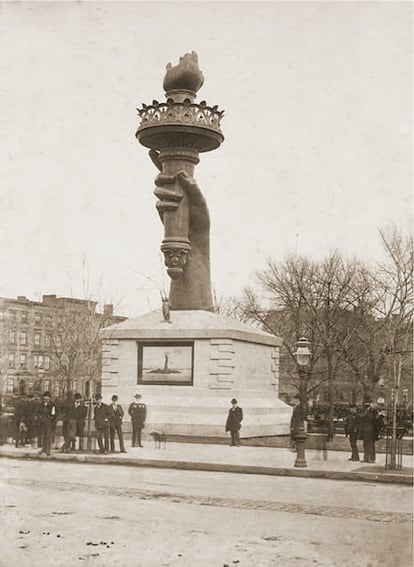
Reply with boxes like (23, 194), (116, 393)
(137, 100), (224, 132)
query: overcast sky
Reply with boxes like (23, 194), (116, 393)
(1, 1), (412, 316)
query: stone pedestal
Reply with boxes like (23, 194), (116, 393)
(101, 310), (291, 438)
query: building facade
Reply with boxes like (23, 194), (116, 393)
(0, 295), (126, 399)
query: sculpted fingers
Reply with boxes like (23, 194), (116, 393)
(153, 170), (208, 228)
(154, 184), (183, 216)
(154, 173), (175, 187)
(154, 187), (182, 202)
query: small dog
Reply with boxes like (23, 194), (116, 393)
(150, 431), (167, 449)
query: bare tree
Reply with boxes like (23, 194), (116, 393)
(213, 291), (251, 321)
(48, 299), (124, 397)
(240, 252), (369, 439)
(339, 264), (387, 402)
(376, 226), (413, 399)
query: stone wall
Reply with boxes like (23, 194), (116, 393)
(102, 336), (291, 438)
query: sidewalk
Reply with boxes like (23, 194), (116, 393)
(1, 442), (412, 485)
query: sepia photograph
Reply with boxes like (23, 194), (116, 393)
(0, 1), (412, 566)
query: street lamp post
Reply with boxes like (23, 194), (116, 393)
(293, 337), (311, 468)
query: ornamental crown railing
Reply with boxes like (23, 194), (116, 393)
(137, 100), (224, 132)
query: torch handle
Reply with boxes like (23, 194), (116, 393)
(158, 154), (197, 280)
(162, 161), (191, 245)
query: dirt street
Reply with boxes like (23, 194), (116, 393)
(1, 459), (412, 566)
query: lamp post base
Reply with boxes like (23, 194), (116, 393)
(294, 429), (308, 468)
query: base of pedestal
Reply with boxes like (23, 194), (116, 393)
(101, 309), (292, 438)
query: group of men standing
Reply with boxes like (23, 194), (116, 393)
(13, 391), (147, 456)
(60, 393), (87, 452)
(345, 403), (385, 463)
(92, 393), (147, 454)
(13, 391), (58, 456)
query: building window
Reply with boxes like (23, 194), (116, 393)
(19, 379), (26, 396)
(9, 311), (17, 322)
(8, 353), (15, 368)
(0, 310), (4, 320)
(20, 331), (27, 345)
(55, 336), (61, 348)
(6, 379), (14, 394)
(20, 353), (27, 368)
(45, 316), (52, 326)
(28, 380), (34, 394)
(44, 355), (50, 370)
(35, 313), (41, 325)
(34, 355), (44, 369)
(34, 332), (41, 347)
(21, 311), (28, 323)
(54, 382), (60, 397)
(45, 335), (51, 347)
(9, 331), (16, 344)
(42, 379), (50, 393)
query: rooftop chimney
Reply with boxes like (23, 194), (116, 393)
(42, 294), (57, 305)
(103, 304), (114, 318)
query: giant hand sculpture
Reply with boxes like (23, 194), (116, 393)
(151, 149), (213, 311)
(136, 52), (224, 312)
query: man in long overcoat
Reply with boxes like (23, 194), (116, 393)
(108, 395), (127, 453)
(94, 395), (110, 454)
(60, 396), (77, 453)
(128, 394), (146, 448)
(225, 398), (243, 446)
(344, 405), (361, 461)
(37, 391), (56, 456)
(361, 403), (380, 463)
(71, 393), (87, 450)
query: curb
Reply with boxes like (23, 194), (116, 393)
(1, 451), (412, 485)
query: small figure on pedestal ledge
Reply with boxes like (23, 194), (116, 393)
(161, 291), (171, 323)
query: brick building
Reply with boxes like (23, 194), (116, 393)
(0, 295), (126, 399)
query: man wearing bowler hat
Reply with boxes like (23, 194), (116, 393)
(94, 394), (110, 454)
(128, 393), (147, 448)
(72, 392), (87, 450)
(225, 398), (243, 446)
(108, 394), (127, 453)
(37, 391), (56, 456)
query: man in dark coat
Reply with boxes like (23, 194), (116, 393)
(94, 395), (110, 454)
(71, 393), (87, 451)
(344, 405), (361, 461)
(128, 393), (146, 448)
(361, 403), (380, 463)
(60, 396), (77, 453)
(37, 391), (56, 456)
(108, 395), (127, 453)
(225, 398), (243, 446)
